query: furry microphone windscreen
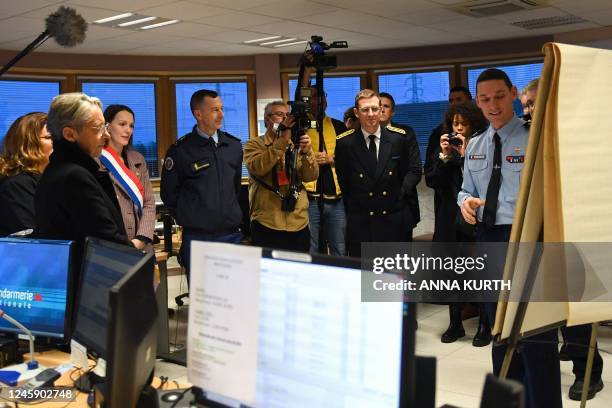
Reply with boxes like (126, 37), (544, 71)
(45, 6), (87, 47)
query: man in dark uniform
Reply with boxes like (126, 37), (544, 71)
(335, 89), (421, 257)
(379, 91), (421, 230)
(161, 89), (243, 279)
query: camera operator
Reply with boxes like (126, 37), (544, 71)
(299, 62), (349, 256)
(244, 101), (318, 251)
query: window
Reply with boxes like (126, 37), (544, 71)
(175, 81), (250, 176)
(378, 70), (451, 163)
(466, 61), (543, 116)
(0, 80), (60, 148)
(82, 82), (159, 177)
(288, 76), (361, 124)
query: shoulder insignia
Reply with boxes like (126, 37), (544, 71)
(386, 125), (406, 135)
(336, 128), (355, 140)
(174, 134), (187, 146)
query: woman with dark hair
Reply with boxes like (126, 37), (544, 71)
(101, 104), (155, 251)
(0, 112), (52, 236)
(425, 101), (490, 346)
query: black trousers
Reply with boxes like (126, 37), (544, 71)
(561, 324), (603, 382)
(250, 220), (310, 252)
(478, 224), (562, 408)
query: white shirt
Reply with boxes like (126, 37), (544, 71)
(362, 126), (381, 159)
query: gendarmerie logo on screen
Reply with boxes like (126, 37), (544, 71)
(0, 288), (42, 309)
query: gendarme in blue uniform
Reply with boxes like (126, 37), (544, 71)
(160, 125), (243, 234)
(457, 115), (529, 224)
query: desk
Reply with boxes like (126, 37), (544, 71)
(2, 351), (189, 407)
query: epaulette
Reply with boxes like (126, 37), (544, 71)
(469, 127), (487, 140)
(336, 128), (355, 140)
(174, 134), (188, 146)
(386, 125), (406, 135)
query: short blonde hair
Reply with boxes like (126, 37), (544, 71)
(521, 78), (539, 96)
(354, 89), (379, 109)
(47, 92), (102, 142)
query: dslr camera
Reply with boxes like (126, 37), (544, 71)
(448, 132), (463, 147)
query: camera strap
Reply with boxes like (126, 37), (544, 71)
(251, 173), (288, 200)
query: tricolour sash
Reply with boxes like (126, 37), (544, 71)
(100, 146), (144, 214)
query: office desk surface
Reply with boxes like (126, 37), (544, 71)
(4, 350), (188, 408)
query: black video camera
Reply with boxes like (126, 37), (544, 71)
(306, 35), (348, 71)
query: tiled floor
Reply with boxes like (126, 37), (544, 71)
(157, 264), (612, 407)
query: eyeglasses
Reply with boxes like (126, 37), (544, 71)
(270, 111), (287, 117)
(357, 106), (381, 114)
(90, 123), (110, 135)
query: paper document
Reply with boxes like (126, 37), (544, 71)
(187, 242), (261, 406)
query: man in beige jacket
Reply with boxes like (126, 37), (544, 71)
(244, 101), (318, 251)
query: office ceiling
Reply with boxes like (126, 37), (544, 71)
(0, 0), (611, 56)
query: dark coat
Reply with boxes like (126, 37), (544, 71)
(335, 126), (422, 256)
(424, 149), (474, 242)
(0, 172), (39, 236)
(160, 126), (243, 234)
(34, 138), (128, 247)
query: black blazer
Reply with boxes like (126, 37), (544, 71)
(335, 126), (421, 255)
(0, 172), (39, 236)
(34, 139), (128, 247)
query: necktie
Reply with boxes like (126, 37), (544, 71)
(483, 133), (502, 228)
(368, 135), (377, 173)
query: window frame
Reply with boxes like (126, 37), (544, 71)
(0, 75), (64, 147)
(460, 57), (544, 90)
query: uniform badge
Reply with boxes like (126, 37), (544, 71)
(514, 147), (521, 154)
(164, 157), (174, 171)
(469, 154), (486, 160)
(506, 155), (524, 164)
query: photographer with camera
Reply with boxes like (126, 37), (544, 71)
(297, 42), (349, 256)
(424, 101), (489, 346)
(244, 101), (318, 251)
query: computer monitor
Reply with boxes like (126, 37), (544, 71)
(100, 251), (158, 408)
(72, 237), (145, 358)
(0, 238), (74, 341)
(193, 249), (416, 408)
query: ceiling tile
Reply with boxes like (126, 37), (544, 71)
(294, 9), (372, 26)
(0, 0), (59, 20)
(136, 21), (220, 38)
(205, 43), (282, 55)
(188, 0), (276, 11)
(202, 29), (281, 43)
(21, 3), (129, 21)
(137, 1), (234, 21)
(576, 9), (612, 26)
(0, 16), (47, 42)
(393, 7), (467, 25)
(70, 0), (169, 12)
(111, 29), (184, 45)
(246, 0), (338, 19)
(199, 11), (281, 29)
(247, 20), (322, 36)
(553, 0), (612, 14)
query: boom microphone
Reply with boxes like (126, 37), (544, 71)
(0, 6), (87, 77)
